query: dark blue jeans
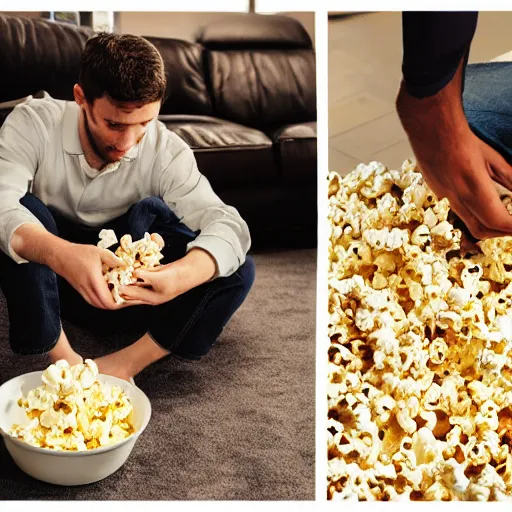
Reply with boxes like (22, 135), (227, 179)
(464, 62), (512, 161)
(0, 194), (255, 360)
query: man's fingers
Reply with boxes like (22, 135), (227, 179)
(449, 197), (511, 241)
(482, 142), (512, 192)
(87, 275), (118, 309)
(79, 289), (96, 308)
(455, 170), (512, 234)
(132, 268), (160, 285)
(112, 299), (149, 309)
(130, 281), (152, 288)
(83, 290), (111, 310)
(90, 291), (114, 309)
(99, 248), (125, 268)
(132, 269), (149, 282)
(133, 266), (163, 279)
(119, 284), (157, 303)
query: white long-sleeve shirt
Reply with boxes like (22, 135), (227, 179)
(0, 95), (250, 278)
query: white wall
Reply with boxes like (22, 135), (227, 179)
(118, 11), (315, 47)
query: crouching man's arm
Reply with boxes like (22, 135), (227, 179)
(118, 247), (216, 305)
(0, 104), (125, 310)
(12, 224), (126, 309)
(119, 133), (250, 306)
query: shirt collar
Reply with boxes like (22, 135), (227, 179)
(62, 101), (139, 162)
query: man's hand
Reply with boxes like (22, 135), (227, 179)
(52, 243), (130, 309)
(397, 57), (512, 241)
(12, 223), (130, 310)
(119, 248), (217, 305)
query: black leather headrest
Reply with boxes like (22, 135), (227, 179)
(0, 14), (93, 102)
(143, 36), (213, 116)
(196, 13), (313, 50)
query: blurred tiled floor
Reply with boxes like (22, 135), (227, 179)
(329, 11), (512, 176)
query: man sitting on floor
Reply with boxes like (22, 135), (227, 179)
(0, 32), (255, 382)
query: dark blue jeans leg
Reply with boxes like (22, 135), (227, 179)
(0, 194), (61, 354)
(463, 62), (512, 161)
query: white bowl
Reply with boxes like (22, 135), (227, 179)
(0, 371), (151, 486)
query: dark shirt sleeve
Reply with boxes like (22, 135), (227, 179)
(402, 12), (478, 98)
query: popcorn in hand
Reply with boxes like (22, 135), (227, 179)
(98, 229), (165, 304)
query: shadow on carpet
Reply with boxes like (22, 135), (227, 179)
(0, 249), (316, 500)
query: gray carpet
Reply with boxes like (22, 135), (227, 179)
(0, 249), (316, 500)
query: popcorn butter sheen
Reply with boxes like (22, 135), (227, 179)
(10, 359), (135, 451)
(98, 229), (165, 304)
(328, 160), (512, 501)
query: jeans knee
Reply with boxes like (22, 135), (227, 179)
(136, 196), (167, 208)
(19, 193), (58, 235)
(133, 196), (175, 218)
(464, 62), (512, 114)
(236, 255), (256, 295)
(128, 196), (182, 232)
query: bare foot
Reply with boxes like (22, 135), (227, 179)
(92, 333), (169, 382)
(94, 355), (133, 382)
(48, 329), (83, 366)
(52, 353), (83, 366)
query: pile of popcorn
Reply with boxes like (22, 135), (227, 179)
(9, 359), (135, 451)
(98, 229), (165, 304)
(327, 160), (512, 501)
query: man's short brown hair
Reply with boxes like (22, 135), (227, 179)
(79, 32), (167, 104)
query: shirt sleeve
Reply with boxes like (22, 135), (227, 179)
(0, 105), (45, 263)
(157, 135), (251, 278)
(402, 11), (478, 98)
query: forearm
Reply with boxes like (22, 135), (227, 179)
(10, 223), (71, 269)
(172, 248), (216, 294)
(159, 137), (250, 278)
(397, 56), (472, 157)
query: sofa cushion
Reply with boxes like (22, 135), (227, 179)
(268, 122), (317, 180)
(159, 115), (277, 190)
(0, 14), (92, 102)
(143, 37), (213, 116)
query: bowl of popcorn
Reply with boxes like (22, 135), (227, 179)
(327, 160), (512, 501)
(0, 359), (151, 486)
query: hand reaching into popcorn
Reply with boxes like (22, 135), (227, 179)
(98, 230), (166, 305)
(11, 223), (127, 311)
(98, 229), (216, 306)
(118, 248), (217, 306)
(53, 243), (127, 310)
(397, 57), (512, 242)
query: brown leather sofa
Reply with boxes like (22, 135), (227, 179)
(0, 13), (317, 248)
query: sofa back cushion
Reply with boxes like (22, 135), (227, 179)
(197, 14), (316, 130)
(0, 14), (92, 102)
(143, 37), (213, 116)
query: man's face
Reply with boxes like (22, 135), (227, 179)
(74, 85), (161, 164)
